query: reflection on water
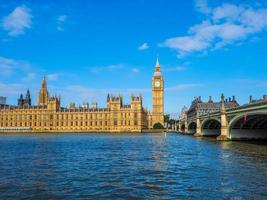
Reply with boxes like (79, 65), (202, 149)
(0, 133), (267, 199)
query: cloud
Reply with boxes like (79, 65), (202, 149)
(195, 0), (211, 14)
(138, 43), (149, 50)
(166, 83), (203, 92)
(63, 85), (148, 104)
(65, 85), (98, 100)
(2, 5), (32, 36)
(163, 66), (186, 72)
(236, 79), (267, 88)
(47, 73), (59, 81)
(22, 72), (35, 82)
(0, 82), (25, 96)
(0, 56), (31, 76)
(131, 68), (140, 73)
(89, 64), (125, 73)
(161, 2), (267, 57)
(62, 83), (202, 104)
(57, 15), (67, 31)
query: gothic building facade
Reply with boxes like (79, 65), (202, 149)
(0, 58), (164, 133)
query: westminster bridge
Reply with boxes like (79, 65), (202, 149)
(179, 94), (267, 140)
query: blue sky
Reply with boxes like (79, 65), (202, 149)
(0, 0), (267, 117)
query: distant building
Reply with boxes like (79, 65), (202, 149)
(0, 58), (164, 133)
(187, 96), (239, 120)
(249, 95), (267, 104)
(0, 96), (7, 105)
(179, 96), (240, 132)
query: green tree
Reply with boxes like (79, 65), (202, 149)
(153, 122), (164, 129)
(164, 114), (170, 123)
(169, 119), (175, 125)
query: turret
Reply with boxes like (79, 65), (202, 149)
(18, 94), (24, 107)
(220, 93), (226, 113)
(208, 96), (213, 103)
(25, 89), (31, 107)
(70, 102), (75, 109)
(249, 95), (253, 104)
(47, 95), (60, 111)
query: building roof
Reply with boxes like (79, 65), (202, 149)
(153, 56), (162, 77)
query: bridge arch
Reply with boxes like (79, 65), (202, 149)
(229, 111), (267, 140)
(201, 118), (221, 136)
(188, 122), (196, 134)
(180, 123), (186, 132)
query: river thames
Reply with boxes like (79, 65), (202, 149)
(0, 133), (266, 199)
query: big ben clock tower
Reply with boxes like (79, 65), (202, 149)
(152, 56), (164, 127)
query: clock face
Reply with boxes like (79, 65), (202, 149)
(155, 81), (160, 87)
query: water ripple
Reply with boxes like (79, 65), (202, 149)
(0, 133), (267, 199)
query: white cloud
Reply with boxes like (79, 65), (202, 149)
(0, 56), (31, 76)
(195, 0), (211, 14)
(63, 85), (149, 103)
(166, 83), (203, 92)
(89, 64), (125, 73)
(161, 2), (267, 57)
(236, 79), (267, 88)
(163, 66), (185, 72)
(65, 85), (97, 100)
(2, 5), (32, 36)
(57, 15), (67, 31)
(0, 82), (25, 96)
(132, 68), (140, 73)
(22, 72), (35, 82)
(47, 73), (59, 81)
(58, 15), (67, 22)
(138, 43), (149, 50)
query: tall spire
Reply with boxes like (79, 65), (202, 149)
(38, 75), (49, 106)
(153, 55), (162, 76)
(156, 54), (160, 67)
(41, 75), (47, 89)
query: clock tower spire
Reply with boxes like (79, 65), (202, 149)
(151, 56), (164, 127)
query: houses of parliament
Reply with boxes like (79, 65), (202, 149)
(0, 58), (164, 133)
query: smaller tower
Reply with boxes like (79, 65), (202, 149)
(18, 94), (24, 107)
(25, 89), (31, 107)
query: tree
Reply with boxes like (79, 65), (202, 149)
(153, 122), (164, 129)
(164, 114), (170, 123)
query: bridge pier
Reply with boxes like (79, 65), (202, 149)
(178, 122), (182, 132)
(217, 94), (230, 141)
(184, 120), (188, 134)
(194, 114), (202, 137)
